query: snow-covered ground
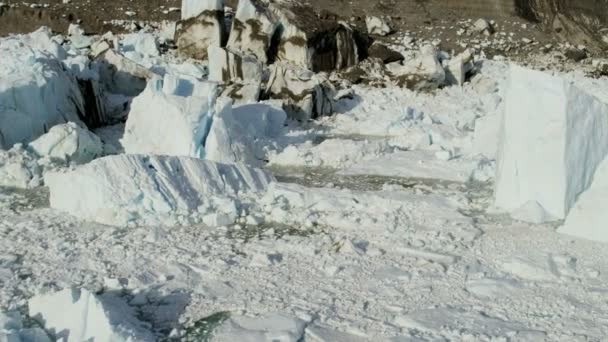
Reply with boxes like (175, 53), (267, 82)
(2, 18), (608, 342)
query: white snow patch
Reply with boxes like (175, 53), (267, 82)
(269, 139), (392, 169)
(394, 307), (546, 340)
(213, 313), (307, 342)
(341, 150), (478, 183)
(263, 182), (473, 236)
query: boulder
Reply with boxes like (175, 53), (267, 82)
(367, 43), (404, 64)
(560, 158), (608, 242)
(366, 16), (393, 36)
(269, 1), (359, 72)
(563, 47), (587, 62)
(206, 103), (287, 166)
(265, 63), (335, 120)
(472, 18), (494, 35)
(495, 65), (608, 221)
(176, 0), (226, 60)
(29, 288), (154, 342)
(444, 49), (475, 86)
(207, 46), (263, 84)
(0, 32), (85, 148)
(226, 0), (279, 64)
(388, 45), (446, 91)
(44, 155), (275, 226)
(122, 75), (223, 159)
(28, 122), (102, 164)
(340, 58), (387, 86)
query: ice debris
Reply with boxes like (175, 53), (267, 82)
(45, 155), (275, 227)
(28, 122), (102, 164)
(0, 145), (43, 189)
(366, 16), (393, 36)
(0, 311), (50, 342)
(0, 30), (85, 148)
(28, 288), (154, 342)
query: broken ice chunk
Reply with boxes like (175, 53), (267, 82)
(122, 75), (223, 159)
(45, 155), (274, 227)
(495, 65), (608, 221)
(28, 288), (154, 342)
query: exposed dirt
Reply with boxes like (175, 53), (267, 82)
(0, 0), (536, 37)
(0, 0), (182, 36)
(0, 0), (604, 57)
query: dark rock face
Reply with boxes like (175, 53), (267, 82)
(269, 1), (361, 72)
(368, 43), (404, 64)
(307, 23), (360, 72)
(77, 79), (108, 129)
(564, 47), (588, 61)
(515, 0), (608, 51)
(264, 63), (335, 120)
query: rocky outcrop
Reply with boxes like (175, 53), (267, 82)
(265, 63), (335, 120)
(268, 1), (360, 72)
(515, 0), (608, 52)
(368, 43), (404, 64)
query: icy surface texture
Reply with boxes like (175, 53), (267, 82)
(45, 154), (275, 226)
(495, 65), (608, 221)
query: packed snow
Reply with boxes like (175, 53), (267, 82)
(2, 8), (608, 342)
